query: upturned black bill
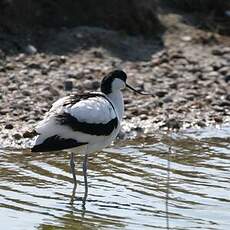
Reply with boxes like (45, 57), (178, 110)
(126, 84), (154, 96)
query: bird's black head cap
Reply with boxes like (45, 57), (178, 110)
(101, 70), (127, 94)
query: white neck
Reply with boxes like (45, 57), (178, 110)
(107, 90), (124, 121)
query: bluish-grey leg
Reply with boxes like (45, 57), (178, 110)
(82, 154), (88, 206)
(70, 152), (77, 186)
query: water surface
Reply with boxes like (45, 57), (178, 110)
(0, 126), (230, 230)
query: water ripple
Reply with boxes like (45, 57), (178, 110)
(0, 126), (230, 229)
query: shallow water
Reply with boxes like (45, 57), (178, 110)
(0, 126), (230, 230)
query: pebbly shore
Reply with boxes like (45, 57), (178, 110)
(0, 26), (229, 148)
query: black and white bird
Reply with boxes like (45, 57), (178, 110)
(31, 70), (151, 205)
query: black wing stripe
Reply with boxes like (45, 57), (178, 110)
(56, 113), (118, 136)
(63, 93), (117, 115)
(64, 93), (105, 107)
(31, 135), (86, 152)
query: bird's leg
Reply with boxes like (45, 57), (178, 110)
(82, 154), (88, 206)
(70, 152), (77, 187)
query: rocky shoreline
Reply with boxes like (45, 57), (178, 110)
(0, 26), (230, 148)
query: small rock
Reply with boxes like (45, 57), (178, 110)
(218, 66), (229, 75)
(15, 53), (26, 62)
(163, 118), (182, 130)
(5, 123), (14, 129)
(169, 82), (177, 89)
(41, 64), (50, 75)
(91, 80), (100, 89)
(222, 47), (230, 54)
(144, 82), (152, 92)
(67, 71), (84, 79)
(0, 109), (10, 115)
(202, 66), (213, 73)
(83, 79), (93, 89)
(212, 47), (230, 56)
(140, 114), (148, 120)
(212, 49), (221, 56)
(224, 74), (230, 83)
(167, 71), (180, 78)
(49, 60), (59, 68)
(225, 10), (230, 17)
(23, 130), (38, 138)
(169, 53), (185, 59)
(181, 36), (192, 42)
(131, 126), (143, 132)
(22, 90), (31, 96)
(13, 133), (22, 140)
(218, 101), (230, 107)
(5, 63), (15, 70)
(213, 106), (225, 112)
(59, 56), (67, 63)
(25, 44), (37, 54)
(214, 116), (223, 123)
(49, 87), (60, 97)
(117, 130), (126, 139)
(8, 85), (18, 91)
(92, 50), (103, 58)
(28, 62), (41, 69)
(197, 121), (206, 127)
(206, 71), (219, 78)
(155, 91), (168, 98)
(64, 80), (73, 91)
(162, 96), (173, 103)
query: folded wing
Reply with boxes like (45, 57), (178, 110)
(31, 93), (118, 152)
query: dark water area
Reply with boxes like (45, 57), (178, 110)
(0, 126), (229, 230)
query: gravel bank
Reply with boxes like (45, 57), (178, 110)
(0, 26), (229, 148)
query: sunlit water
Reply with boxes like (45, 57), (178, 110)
(0, 126), (229, 230)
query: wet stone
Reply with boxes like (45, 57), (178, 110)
(218, 101), (230, 107)
(67, 71), (84, 79)
(64, 80), (73, 91)
(22, 90), (31, 96)
(13, 133), (22, 140)
(197, 121), (206, 127)
(144, 82), (152, 92)
(169, 82), (177, 89)
(91, 80), (100, 89)
(155, 91), (168, 98)
(224, 74), (230, 83)
(25, 44), (37, 54)
(212, 48), (222, 56)
(140, 114), (148, 120)
(92, 50), (104, 58)
(23, 130), (37, 138)
(213, 106), (225, 112)
(218, 66), (229, 75)
(5, 63), (15, 70)
(59, 56), (67, 63)
(0, 109), (10, 115)
(83, 79), (94, 89)
(222, 47), (230, 54)
(131, 126), (144, 132)
(28, 63), (41, 69)
(162, 96), (173, 103)
(163, 118), (182, 130)
(8, 85), (18, 91)
(49, 60), (59, 68)
(202, 66), (213, 73)
(41, 64), (50, 75)
(213, 116), (223, 123)
(206, 71), (219, 78)
(5, 123), (14, 129)
(167, 71), (180, 79)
